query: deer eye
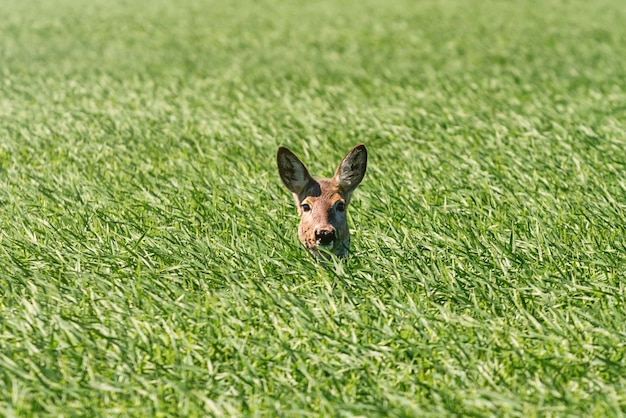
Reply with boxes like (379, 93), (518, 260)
(336, 202), (346, 212)
(301, 203), (311, 212)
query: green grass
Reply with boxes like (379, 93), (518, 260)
(1, 0), (626, 415)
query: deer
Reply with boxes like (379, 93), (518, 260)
(277, 144), (367, 259)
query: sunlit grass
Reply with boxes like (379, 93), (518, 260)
(1, 0), (625, 415)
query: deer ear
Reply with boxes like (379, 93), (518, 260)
(334, 144), (367, 193)
(277, 147), (315, 195)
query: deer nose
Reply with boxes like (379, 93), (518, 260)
(315, 229), (336, 246)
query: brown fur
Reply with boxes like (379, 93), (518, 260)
(277, 144), (367, 258)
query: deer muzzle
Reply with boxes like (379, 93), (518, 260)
(315, 229), (336, 248)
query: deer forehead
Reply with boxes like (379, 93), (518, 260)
(300, 179), (346, 204)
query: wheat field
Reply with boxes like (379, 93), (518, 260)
(1, 0), (625, 415)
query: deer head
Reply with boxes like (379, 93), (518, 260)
(277, 144), (367, 258)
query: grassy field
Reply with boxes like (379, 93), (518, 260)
(1, 0), (626, 415)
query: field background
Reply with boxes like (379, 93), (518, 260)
(1, 0), (626, 416)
